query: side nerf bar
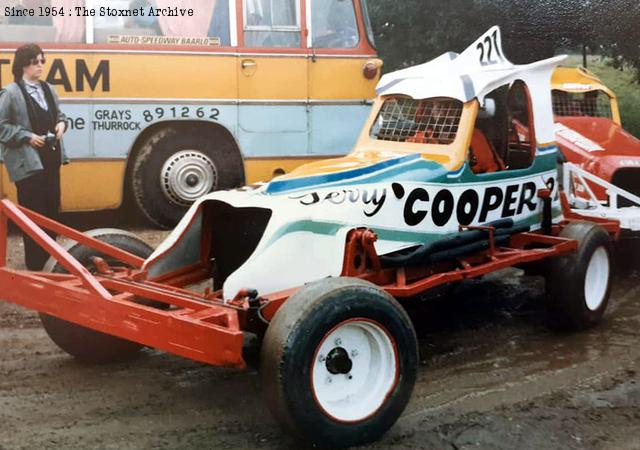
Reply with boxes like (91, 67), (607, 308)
(0, 199), (246, 369)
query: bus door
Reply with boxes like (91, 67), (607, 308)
(306, 0), (380, 156)
(237, 0), (309, 159)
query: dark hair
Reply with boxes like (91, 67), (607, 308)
(12, 43), (44, 82)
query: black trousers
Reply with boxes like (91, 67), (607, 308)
(15, 157), (61, 271)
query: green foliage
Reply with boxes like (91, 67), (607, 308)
(368, 0), (582, 71)
(368, 0), (496, 71)
(583, 0), (640, 83)
(368, 0), (492, 70)
(368, 0), (640, 77)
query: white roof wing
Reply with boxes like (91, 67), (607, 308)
(376, 26), (567, 103)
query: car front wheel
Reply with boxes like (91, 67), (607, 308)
(260, 277), (418, 448)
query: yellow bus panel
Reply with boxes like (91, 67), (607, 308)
(310, 57), (381, 100)
(59, 161), (126, 211)
(244, 157), (330, 184)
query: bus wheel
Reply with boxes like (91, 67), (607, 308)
(131, 127), (242, 229)
(40, 229), (153, 364)
(545, 222), (612, 330)
(261, 278), (418, 448)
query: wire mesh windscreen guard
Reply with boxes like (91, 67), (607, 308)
(552, 90), (612, 119)
(370, 97), (464, 144)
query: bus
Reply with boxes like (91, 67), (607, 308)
(0, 0), (381, 228)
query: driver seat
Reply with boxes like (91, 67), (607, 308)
(470, 128), (505, 174)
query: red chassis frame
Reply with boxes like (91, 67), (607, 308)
(0, 197), (619, 369)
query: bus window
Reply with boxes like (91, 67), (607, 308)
(360, 0), (375, 47)
(0, 0), (85, 43)
(92, 0), (231, 46)
(311, 0), (358, 49)
(243, 0), (300, 48)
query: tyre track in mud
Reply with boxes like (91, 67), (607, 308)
(0, 233), (639, 449)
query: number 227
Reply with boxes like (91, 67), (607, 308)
(477, 30), (503, 65)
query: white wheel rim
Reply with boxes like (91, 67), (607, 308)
(584, 246), (609, 311)
(311, 319), (398, 422)
(160, 150), (217, 206)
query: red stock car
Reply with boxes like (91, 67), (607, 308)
(552, 66), (640, 206)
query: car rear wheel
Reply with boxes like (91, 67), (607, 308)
(545, 221), (612, 330)
(260, 277), (418, 448)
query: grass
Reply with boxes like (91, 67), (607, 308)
(564, 54), (640, 137)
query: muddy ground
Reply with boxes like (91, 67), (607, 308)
(0, 213), (639, 449)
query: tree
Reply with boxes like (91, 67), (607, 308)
(368, 0), (496, 70)
(368, 0), (640, 80)
(587, 0), (640, 81)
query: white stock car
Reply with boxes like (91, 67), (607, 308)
(133, 26), (615, 447)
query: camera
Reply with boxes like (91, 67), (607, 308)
(44, 132), (57, 146)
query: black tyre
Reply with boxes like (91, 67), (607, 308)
(131, 126), (245, 229)
(40, 229), (154, 364)
(261, 278), (418, 448)
(545, 221), (612, 330)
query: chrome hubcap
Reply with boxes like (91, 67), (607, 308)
(160, 150), (217, 206)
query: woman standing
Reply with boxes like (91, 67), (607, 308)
(0, 43), (69, 270)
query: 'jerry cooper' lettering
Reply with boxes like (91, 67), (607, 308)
(290, 179), (549, 227)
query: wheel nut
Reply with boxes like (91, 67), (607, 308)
(335, 338), (342, 346)
(318, 354), (326, 363)
(351, 349), (358, 358)
(326, 376), (332, 384)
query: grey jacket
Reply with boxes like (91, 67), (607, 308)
(0, 81), (69, 182)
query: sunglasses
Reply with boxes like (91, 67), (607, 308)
(29, 57), (46, 66)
